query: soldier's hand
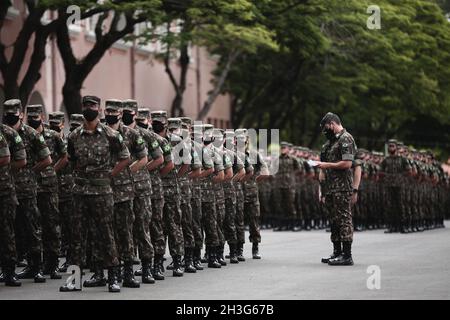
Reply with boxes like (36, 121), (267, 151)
(351, 193), (358, 205)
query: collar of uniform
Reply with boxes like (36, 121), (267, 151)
(80, 122), (103, 135)
(335, 128), (346, 139)
(18, 121), (26, 132)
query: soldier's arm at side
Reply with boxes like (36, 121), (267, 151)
(0, 155), (10, 166)
(160, 160), (174, 177)
(232, 168), (245, 182)
(177, 163), (191, 177)
(224, 167), (233, 181)
(199, 167), (214, 178)
(33, 155), (52, 172)
(54, 153), (69, 173)
(130, 155), (148, 174)
(212, 169), (224, 183)
(147, 155), (164, 172)
(188, 167), (201, 179)
(111, 132), (131, 177)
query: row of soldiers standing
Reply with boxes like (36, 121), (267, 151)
(256, 141), (449, 233)
(0, 96), (270, 292)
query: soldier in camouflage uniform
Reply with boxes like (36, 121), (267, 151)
(379, 140), (412, 233)
(190, 124), (214, 269)
(240, 130), (269, 259)
(3, 99), (52, 282)
(198, 124), (224, 268)
(47, 112), (74, 272)
(104, 99), (147, 288)
(151, 111), (185, 277)
(212, 128), (233, 266)
(135, 110), (172, 280)
(234, 129), (254, 261)
(318, 112), (357, 266)
(130, 107), (164, 283)
(273, 142), (299, 231)
(167, 117), (201, 273)
(0, 121), (27, 286)
(61, 95), (130, 293)
(223, 129), (245, 263)
(26, 105), (67, 280)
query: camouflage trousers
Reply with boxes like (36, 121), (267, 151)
(325, 192), (353, 242)
(150, 197), (165, 255)
(181, 199), (195, 249)
(224, 197), (238, 245)
(216, 200), (226, 247)
(202, 201), (219, 247)
(15, 196), (42, 259)
(59, 199), (72, 263)
(163, 199), (184, 257)
(37, 192), (61, 265)
(384, 186), (402, 229)
(191, 196), (203, 248)
(113, 200), (135, 262)
(133, 195), (154, 261)
(0, 194), (18, 268)
(244, 200), (261, 243)
(278, 188), (297, 219)
(235, 190), (245, 244)
(71, 194), (119, 268)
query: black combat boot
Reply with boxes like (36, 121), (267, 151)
(166, 259), (174, 270)
(16, 265), (34, 279)
(59, 260), (69, 273)
(107, 267), (121, 293)
(201, 247), (208, 263)
(328, 241), (354, 266)
(304, 219), (311, 231)
(321, 241), (341, 263)
(122, 261), (140, 288)
(228, 243), (239, 264)
(134, 266), (143, 277)
(184, 248), (197, 273)
(152, 254), (165, 280)
(216, 245), (227, 266)
(141, 260), (155, 284)
(193, 247), (204, 270)
(207, 247), (221, 268)
(83, 264), (106, 287)
(3, 266), (21, 287)
(252, 243), (261, 259)
(172, 255), (184, 277)
(236, 243), (246, 262)
(0, 271), (3, 283)
(59, 267), (82, 292)
(44, 256), (62, 280)
(314, 219), (321, 230)
(291, 219), (302, 232)
(31, 253), (46, 283)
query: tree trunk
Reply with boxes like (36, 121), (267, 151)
(197, 49), (240, 121)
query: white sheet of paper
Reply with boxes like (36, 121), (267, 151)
(307, 160), (319, 167)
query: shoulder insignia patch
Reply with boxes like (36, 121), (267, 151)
(152, 141), (159, 148)
(39, 135), (45, 143)
(118, 134), (123, 144)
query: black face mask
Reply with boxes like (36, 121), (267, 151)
(152, 121), (165, 133)
(105, 114), (120, 125)
(82, 108), (99, 122)
(28, 118), (42, 129)
(122, 112), (134, 126)
(50, 125), (61, 133)
(323, 128), (335, 140)
(3, 114), (20, 126)
(136, 121), (148, 129)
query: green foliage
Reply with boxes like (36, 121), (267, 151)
(224, 0), (450, 160)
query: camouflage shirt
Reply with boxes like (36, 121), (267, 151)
(150, 132), (172, 200)
(14, 122), (51, 199)
(223, 147), (244, 199)
(244, 149), (267, 201)
(57, 134), (74, 202)
(0, 124), (26, 197)
(68, 122), (130, 196)
(160, 133), (180, 200)
(275, 153), (300, 188)
(110, 123), (147, 203)
(380, 154), (411, 188)
(134, 126), (163, 196)
(200, 143), (219, 202)
(321, 129), (357, 194)
(38, 127), (66, 193)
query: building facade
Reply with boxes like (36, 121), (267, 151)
(0, 0), (231, 128)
